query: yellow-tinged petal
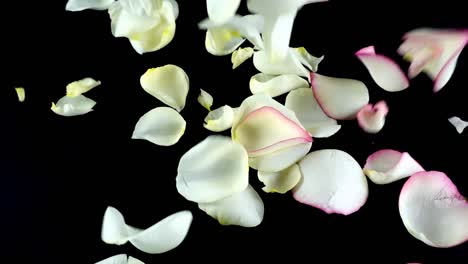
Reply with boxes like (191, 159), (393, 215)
(258, 164), (302, 193)
(66, 77), (101, 97)
(15, 87), (25, 102)
(197, 89), (213, 111)
(231, 47), (254, 69)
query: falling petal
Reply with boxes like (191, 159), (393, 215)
(132, 107), (186, 146)
(247, 0), (328, 16)
(176, 135), (249, 203)
(66, 77), (101, 97)
(199, 185), (264, 227)
(293, 149), (368, 215)
(253, 48), (309, 77)
(206, 0), (241, 25)
(399, 171), (468, 247)
(203, 105), (235, 132)
(363, 149), (425, 184)
(258, 164), (302, 193)
(66, 0), (115, 11)
(292, 47), (324, 72)
(285, 88), (341, 138)
(356, 100), (389, 134)
(198, 89), (213, 111)
(95, 254), (128, 264)
(355, 45), (409, 92)
(249, 73), (309, 97)
(51, 94), (96, 117)
(205, 28), (245, 56)
(249, 141), (312, 172)
(15, 87), (25, 102)
(127, 257), (144, 264)
(448, 116), (468, 134)
(140, 64), (189, 112)
(101, 207), (131, 245)
(310, 72), (369, 120)
(232, 47), (254, 69)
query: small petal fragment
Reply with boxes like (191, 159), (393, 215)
(232, 47), (254, 69)
(357, 100), (389, 134)
(199, 185), (264, 227)
(253, 49), (309, 77)
(66, 77), (101, 97)
(198, 89), (213, 111)
(15, 87), (25, 102)
(132, 107), (186, 146)
(249, 73), (309, 97)
(363, 149), (425, 184)
(51, 94), (96, 117)
(448, 116), (468, 134)
(293, 149), (368, 215)
(285, 88), (341, 138)
(66, 0), (114, 11)
(140, 65), (189, 112)
(399, 171), (468, 247)
(203, 105), (235, 132)
(258, 164), (302, 193)
(310, 72), (369, 120)
(355, 46), (409, 92)
(206, 0), (241, 25)
(176, 136), (249, 203)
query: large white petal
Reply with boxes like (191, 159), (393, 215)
(293, 149), (368, 215)
(132, 107), (186, 146)
(205, 28), (245, 56)
(203, 105), (235, 132)
(140, 64), (189, 112)
(108, 2), (159, 38)
(66, 77), (101, 97)
(176, 136), (249, 203)
(232, 47), (254, 69)
(249, 73), (308, 97)
(258, 164), (302, 193)
(199, 185), (264, 227)
(285, 88), (341, 138)
(66, 0), (115, 11)
(399, 171), (468, 247)
(207, 0), (241, 25)
(51, 94), (96, 117)
(253, 48), (309, 77)
(262, 10), (296, 62)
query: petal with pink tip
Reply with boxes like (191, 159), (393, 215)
(363, 149), (425, 184)
(258, 164), (302, 193)
(399, 171), (468, 247)
(448, 116), (468, 134)
(292, 149), (368, 215)
(356, 100), (389, 134)
(310, 73), (369, 120)
(355, 46), (409, 92)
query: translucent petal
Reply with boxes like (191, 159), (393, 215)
(204, 105), (235, 132)
(198, 89), (213, 111)
(66, 0), (115, 11)
(258, 164), (301, 193)
(51, 94), (96, 117)
(205, 28), (245, 56)
(66, 77), (101, 97)
(249, 73), (308, 97)
(253, 48), (309, 77)
(292, 47), (324, 72)
(232, 47), (254, 69)
(448, 116), (468, 134)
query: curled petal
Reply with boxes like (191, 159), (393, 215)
(15, 87), (25, 102)
(285, 88), (341, 138)
(232, 47), (254, 69)
(66, 0), (115, 11)
(311, 72), (369, 120)
(176, 136), (249, 203)
(258, 164), (302, 193)
(355, 45), (409, 92)
(293, 149), (368, 215)
(292, 47), (324, 72)
(199, 185), (264, 227)
(66, 77), (101, 97)
(363, 149), (425, 184)
(198, 89), (213, 111)
(132, 107), (186, 146)
(51, 94), (96, 117)
(101, 206), (129, 245)
(109, 2), (160, 39)
(206, 0), (241, 25)
(249, 73), (309, 97)
(399, 171), (468, 247)
(357, 100), (389, 134)
(140, 64), (189, 112)
(205, 28), (245, 56)
(253, 48), (309, 77)
(448, 116), (468, 134)
(203, 105), (235, 132)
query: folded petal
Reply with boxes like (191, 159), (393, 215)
(249, 141), (312, 172)
(399, 171), (468, 247)
(250, 73), (309, 97)
(203, 105), (235, 132)
(363, 149), (425, 184)
(262, 10), (296, 62)
(66, 77), (101, 97)
(253, 48), (309, 77)
(176, 136), (249, 203)
(448, 116), (468, 134)
(293, 149), (368, 215)
(66, 0), (115, 11)
(206, 0), (241, 25)
(101, 207), (131, 245)
(292, 47), (324, 72)
(310, 72), (369, 120)
(258, 164), (301, 193)
(357, 100), (388, 134)
(199, 185), (264, 227)
(285, 88), (341, 138)
(198, 89), (213, 111)
(205, 28), (245, 56)
(15, 87), (25, 102)
(132, 107), (186, 146)
(140, 64), (189, 112)
(51, 94), (96, 117)
(232, 47), (254, 69)
(355, 45), (409, 92)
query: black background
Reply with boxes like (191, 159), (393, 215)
(2, 1), (468, 263)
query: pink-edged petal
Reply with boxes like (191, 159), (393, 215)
(399, 171), (468, 247)
(363, 149), (425, 184)
(292, 149), (368, 215)
(310, 72), (369, 120)
(356, 100), (389, 134)
(355, 45), (409, 92)
(448, 116), (468, 134)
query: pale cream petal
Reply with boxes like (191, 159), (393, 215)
(51, 94), (96, 117)
(204, 105), (235, 132)
(253, 48), (309, 77)
(232, 47), (254, 69)
(15, 87), (25, 102)
(205, 28), (245, 56)
(249, 73), (308, 97)
(198, 89), (214, 111)
(66, 77), (101, 97)
(258, 164), (302, 193)
(249, 142), (311, 172)
(66, 0), (115, 11)
(292, 46), (324, 72)
(206, 0), (241, 25)
(94, 254), (128, 264)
